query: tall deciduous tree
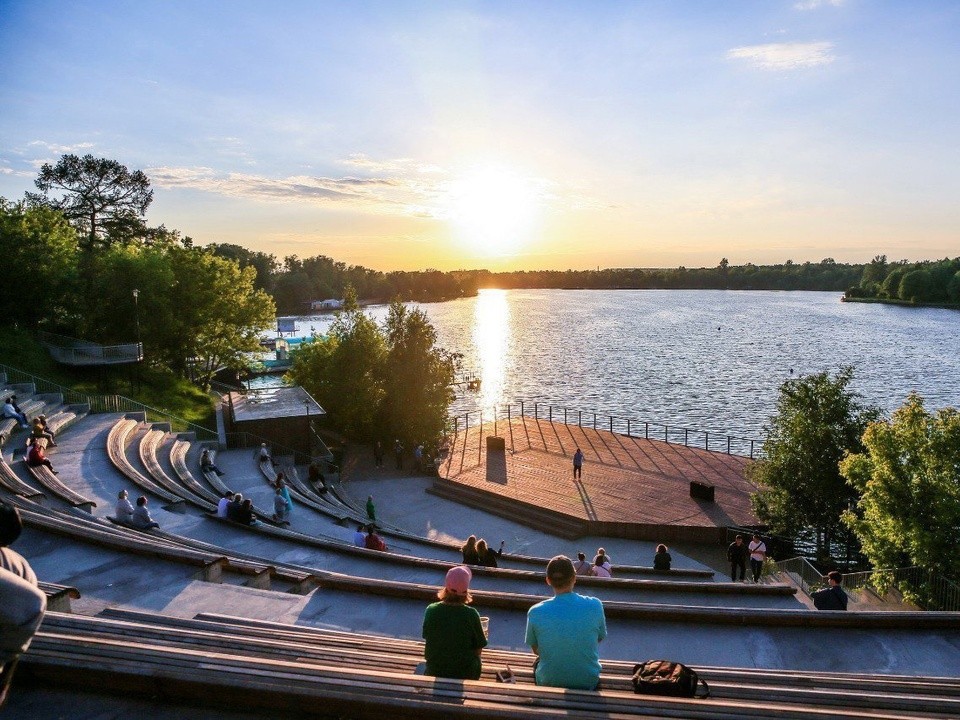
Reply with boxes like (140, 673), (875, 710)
(381, 301), (459, 448)
(749, 368), (880, 560)
(0, 199), (79, 327)
(28, 154), (153, 251)
(841, 394), (960, 596)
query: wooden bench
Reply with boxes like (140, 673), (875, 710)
(138, 427), (217, 512)
(107, 418), (185, 509)
(169, 437), (228, 507)
(24, 460), (96, 512)
(0, 457), (45, 499)
(36, 582), (80, 613)
(20, 610), (959, 720)
(258, 457), (353, 525)
(94, 608), (960, 714)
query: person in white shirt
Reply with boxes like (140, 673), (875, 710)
(115, 490), (135, 524)
(748, 533), (767, 583)
(217, 491), (234, 518)
(353, 523), (366, 547)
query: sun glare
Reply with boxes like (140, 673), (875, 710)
(447, 168), (541, 256)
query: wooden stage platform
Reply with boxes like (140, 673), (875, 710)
(432, 417), (760, 543)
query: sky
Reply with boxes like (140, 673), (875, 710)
(1, 0), (959, 271)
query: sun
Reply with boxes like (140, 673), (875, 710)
(446, 167), (542, 256)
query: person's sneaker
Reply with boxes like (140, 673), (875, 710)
(52, 470), (59, 475)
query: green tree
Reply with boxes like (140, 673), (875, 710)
(287, 289), (387, 439)
(27, 154), (153, 251)
(841, 395), (960, 599)
(0, 199), (79, 328)
(749, 368), (880, 560)
(166, 246), (276, 387)
(381, 301), (459, 449)
(898, 269), (934, 302)
(948, 271), (960, 303)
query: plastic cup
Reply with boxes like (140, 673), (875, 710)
(480, 616), (489, 639)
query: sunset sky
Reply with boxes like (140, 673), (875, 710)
(2, 1), (959, 271)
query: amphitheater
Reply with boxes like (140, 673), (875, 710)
(2, 369), (960, 719)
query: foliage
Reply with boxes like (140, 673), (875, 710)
(206, 243), (277, 293)
(846, 256), (960, 305)
(0, 199), (79, 328)
(381, 301), (459, 448)
(287, 293), (458, 447)
(749, 368), (881, 559)
(287, 290), (386, 439)
(841, 394), (960, 588)
(27, 154), (153, 251)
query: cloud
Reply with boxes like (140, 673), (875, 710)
(27, 140), (95, 154)
(342, 153), (445, 175)
(727, 41), (835, 70)
(148, 165), (425, 214)
(794, 0), (842, 10)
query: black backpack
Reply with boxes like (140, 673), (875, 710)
(631, 660), (710, 698)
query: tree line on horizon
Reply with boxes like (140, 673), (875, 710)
(845, 254), (960, 305)
(219, 248), (877, 315)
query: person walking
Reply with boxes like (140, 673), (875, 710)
(393, 439), (404, 470)
(373, 440), (384, 468)
(748, 533), (767, 583)
(525, 555), (607, 690)
(727, 534), (748, 582)
(573, 448), (584, 479)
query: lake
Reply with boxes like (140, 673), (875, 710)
(273, 289), (960, 442)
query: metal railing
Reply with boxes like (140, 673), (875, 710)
(841, 566), (960, 612)
(449, 401), (763, 458)
(0, 363), (217, 440)
(37, 331), (142, 366)
(770, 556), (827, 595)
(770, 558), (960, 611)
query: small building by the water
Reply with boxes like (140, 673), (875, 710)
(221, 386), (325, 460)
(310, 298), (343, 311)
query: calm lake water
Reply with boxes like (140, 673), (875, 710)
(274, 289), (960, 442)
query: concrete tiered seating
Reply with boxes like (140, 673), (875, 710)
(107, 416), (185, 510)
(24, 452), (96, 512)
(138, 426), (217, 511)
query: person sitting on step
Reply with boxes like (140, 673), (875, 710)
(31, 417), (56, 447)
(131, 496), (160, 530)
(115, 489), (135, 524)
(2, 398), (28, 430)
(653, 543), (672, 572)
(364, 524), (387, 552)
(200, 449), (224, 477)
(573, 552), (595, 577)
(477, 538), (504, 568)
(217, 491), (234, 518)
(237, 498), (257, 525)
(25, 439), (57, 474)
(0, 501), (46, 710)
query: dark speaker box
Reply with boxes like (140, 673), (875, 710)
(486, 436), (506, 452)
(690, 481), (715, 502)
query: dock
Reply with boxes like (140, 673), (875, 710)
(432, 416), (760, 542)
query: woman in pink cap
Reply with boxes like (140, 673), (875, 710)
(421, 565), (487, 679)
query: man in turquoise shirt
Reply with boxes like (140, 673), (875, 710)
(524, 555), (607, 690)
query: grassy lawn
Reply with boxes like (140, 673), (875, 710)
(0, 325), (216, 430)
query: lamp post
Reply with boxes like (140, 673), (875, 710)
(304, 397), (312, 462)
(132, 288), (142, 392)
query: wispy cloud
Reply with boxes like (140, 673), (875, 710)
(148, 156), (592, 220)
(794, 0), (842, 10)
(727, 41), (835, 70)
(27, 140), (96, 154)
(148, 166), (414, 212)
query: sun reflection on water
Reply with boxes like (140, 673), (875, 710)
(473, 289), (510, 409)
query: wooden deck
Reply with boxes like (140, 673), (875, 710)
(437, 417), (760, 543)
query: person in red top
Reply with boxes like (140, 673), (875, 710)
(364, 525), (387, 552)
(25, 440), (56, 475)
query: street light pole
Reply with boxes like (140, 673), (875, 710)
(304, 398), (312, 463)
(132, 288), (142, 392)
